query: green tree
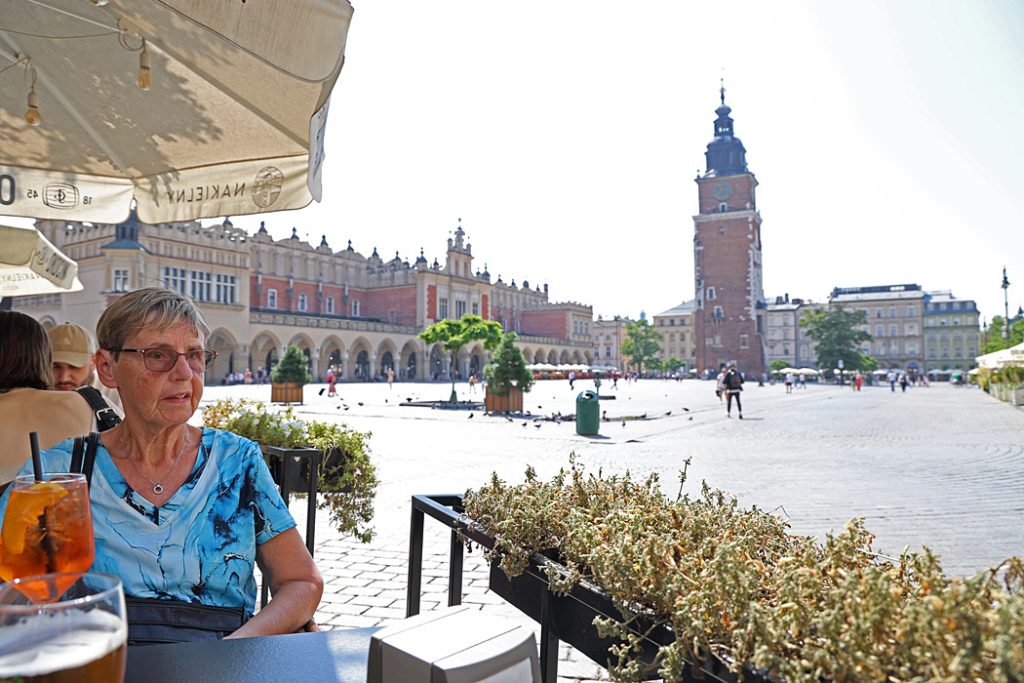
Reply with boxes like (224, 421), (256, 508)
(663, 358), (684, 374)
(621, 320), (661, 373)
(484, 332), (535, 395)
(419, 314), (503, 402)
(271, 344), (312, 384)
(982, 316), (1007, 354)
(800, 306), (872, 374)
(769, 359), (790, 373)
(982, 316), (1023, 354)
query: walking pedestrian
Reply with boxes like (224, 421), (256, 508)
(784, 371), (794, 394)
(724, 363), (744, 419)
(387, 367), (395, 389)
(715, 365), (726, 403)
(568, 370), (576, 391)
(887, 370), (897, 392)
(326, 365), (337, 397)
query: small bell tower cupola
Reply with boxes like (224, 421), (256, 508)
(704, 80), (748, 177)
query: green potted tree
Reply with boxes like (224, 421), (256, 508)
(419, 314), (503, 403)
(202, 398), (378, 543)
(271, 344), (312, 404)
(483, 332), (534, 414)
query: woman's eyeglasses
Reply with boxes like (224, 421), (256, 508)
(110, 347), (218, 373)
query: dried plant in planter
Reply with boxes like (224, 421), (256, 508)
(463, 457), (1024, 683)
(203, 398), (378, 543)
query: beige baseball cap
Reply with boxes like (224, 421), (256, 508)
(48, 322), (95, 368)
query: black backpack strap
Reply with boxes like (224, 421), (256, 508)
(75, 386), (121, 432)
(70, 435), (86, 475)
(82, 432), (99, 486)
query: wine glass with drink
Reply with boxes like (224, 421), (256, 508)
(0, 572), (127, 682)
(0, 473), (96, 601)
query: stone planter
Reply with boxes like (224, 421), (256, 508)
(270, 381), (304, 404)
(484, 387), (523, 414)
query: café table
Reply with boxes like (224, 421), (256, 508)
(126, 628), (379, 683)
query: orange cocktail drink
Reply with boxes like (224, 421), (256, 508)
(0, 474), (95, 602)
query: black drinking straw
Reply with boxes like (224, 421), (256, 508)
(29, 431), (43, 482)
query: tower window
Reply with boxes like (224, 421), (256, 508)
(719, 203), (728, 212)
(707, 287), (716, 301)
(713, 306), (724, 320)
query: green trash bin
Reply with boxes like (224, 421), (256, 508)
(576, 390), (600, 436)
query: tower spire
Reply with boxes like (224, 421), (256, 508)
(720, 76), (726, 106)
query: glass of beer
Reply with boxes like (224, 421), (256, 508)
(0, 572), (127, 682)
(0, 474), (95, 601)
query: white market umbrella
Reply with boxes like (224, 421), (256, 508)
(0, 224), (82, 296)
(0, 0), (353, 224)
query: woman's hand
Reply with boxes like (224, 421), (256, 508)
(224, 528), (323, 638)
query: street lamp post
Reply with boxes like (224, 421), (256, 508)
(1002, 267), (1011, 345)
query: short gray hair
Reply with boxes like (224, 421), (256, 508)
(97, 288), (210, 353)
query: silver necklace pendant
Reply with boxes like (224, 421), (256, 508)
(152, 484), (165, 495)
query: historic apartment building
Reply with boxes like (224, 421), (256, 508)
(923, 291), (981, 373)
(692, 88), (767, 376)
(763, 296), (825, 369)
(15, 215), (593, 383)
(829, 284), (926, 372)
(592, 316), (632, 371)
(652, 301), (697, 371)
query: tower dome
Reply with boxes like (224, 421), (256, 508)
(704, 82), (748, 177)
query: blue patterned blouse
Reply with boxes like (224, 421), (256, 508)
(0, 428), (295, 618)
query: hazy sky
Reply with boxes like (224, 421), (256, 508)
(16, 1), (1024, 324)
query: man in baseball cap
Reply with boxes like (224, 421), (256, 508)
(48, 322), (96, 391)
(47, 322), (122, 431)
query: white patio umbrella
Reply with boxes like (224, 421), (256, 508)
(0, 224), (82, 297)
(0, 0), (353, 224)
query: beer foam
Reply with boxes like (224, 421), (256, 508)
(0, 609), (125, 677)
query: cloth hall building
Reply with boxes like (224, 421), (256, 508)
(15, 215), (594, 383)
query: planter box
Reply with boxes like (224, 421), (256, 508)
(488, 553), (773, 683)
(270, 381), (304, 404)
(262, 445), (322, 494)
(484, 387), (523, 414)
(406, 494), (776, 683)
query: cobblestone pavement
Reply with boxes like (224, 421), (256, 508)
(202, 379), (1024, 682)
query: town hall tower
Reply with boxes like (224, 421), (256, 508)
(692, 86), (766, 376)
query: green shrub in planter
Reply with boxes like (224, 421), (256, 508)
(203, 398), (377, 543)
(271, 344), (313, 384)
(463, 458), (1024, 683)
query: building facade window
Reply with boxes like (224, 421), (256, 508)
(298, 294), (307, 312)
(351, 300), (361, 317)
(455, 299), (467, 318)
(163, 267), (187, 295)
(267, 288), (278, 309)
(113, 268), (129, 292)
(438, 297), (449, 319)
(189, 271), (212, 302)
(214, 274), (237, 304)
(326, 296), (335, 314)
(472, 302), (479, 315)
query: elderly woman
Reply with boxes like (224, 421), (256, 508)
(1, 288), (322, 638)
(0, 311), (94, 484)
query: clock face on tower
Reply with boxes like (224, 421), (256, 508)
(713, 182), (732, 200)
